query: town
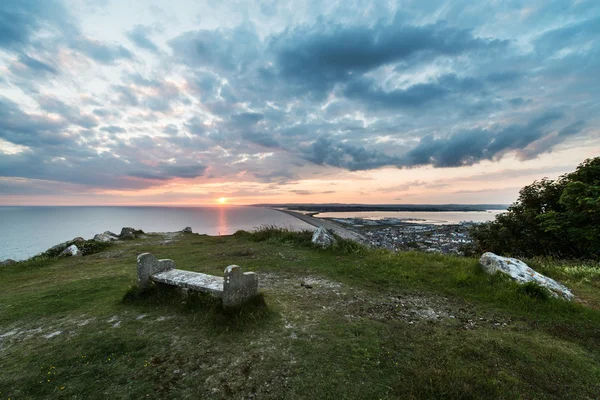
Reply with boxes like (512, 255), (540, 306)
(324, 217), (478, 254)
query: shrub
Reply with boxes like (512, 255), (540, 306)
(470, 157), (600, 260)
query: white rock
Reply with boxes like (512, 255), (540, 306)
(60, 244), (81, 257)
(93, 233), (118, 242)
(311, 226), (336, 248)
(479, 252), (574, 300)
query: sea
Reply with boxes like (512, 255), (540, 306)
(0, 206), (504, 261)
(0, 206), (315, 261)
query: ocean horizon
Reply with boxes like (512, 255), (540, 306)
(0, 206), (315, 261)
(0, 205), (503, 261)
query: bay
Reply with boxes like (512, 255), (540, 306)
(314, 210), (505, 225)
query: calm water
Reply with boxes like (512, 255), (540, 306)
(0, 206), (314, 261)
(315, 210), (505, 225)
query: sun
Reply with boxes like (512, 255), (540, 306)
(218, 197), (227, 204)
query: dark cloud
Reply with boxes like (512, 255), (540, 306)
(126, 24), (159, 52)
(0, 0), (73, 50)
(17, 54), (59, 75)
(100, 125), (126, 134)
(269, 15), (506, 95)
(71, 36), (133, 64)
(302, 136), (402, 171)
(129, 163), (207, 181)
(403, 112), (576, 167)
(0, 96), (69, 147)
(168, 24), (261, 72)
(241, 131), (279, 148)
(38, 96), (98, 128)
(113, 85), (139, 106)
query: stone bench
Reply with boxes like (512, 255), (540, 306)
(137, 253), (258, 307)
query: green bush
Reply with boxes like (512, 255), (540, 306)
(470, 157), (600, 260)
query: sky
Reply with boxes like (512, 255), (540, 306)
(0, 0), (598, 206)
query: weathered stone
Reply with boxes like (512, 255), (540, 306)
(181, 226), (193, 233)
(136, 253), (259, 306)
(60, 244), (81, 257)
(120, 231), (136, 240)
(1, 259), (16, 266)
(137, 253), (176, 289)
(71, 237), (85, 244)
(47, 241), (70, 255)
(120, 227), (143, 239)
(104, 230), (119, 238)
(223, 265), (258, 307)
(479, 252), (574, 300)
(311, 226), (336, 248)
(94, 233), (118, 242)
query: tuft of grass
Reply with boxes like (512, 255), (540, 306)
(249, 225), (314, 247)
(518, 281), (551, 300)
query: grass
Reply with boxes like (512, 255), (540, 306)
(1, 227), (599, 399)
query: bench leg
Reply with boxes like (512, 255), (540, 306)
(137, 253), (176, 289)
(223, 265), (258, 307)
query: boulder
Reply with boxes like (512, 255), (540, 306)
(1, 259), (16, 266)
(181, 226), (193, 233)
(120, 227), (143, 240)
(120, 231), (136, 240)
(104, 231), (119, 239)
(93, 233), (118, 242)
(60, 244), (81, 257)
(311, 226), (336, 248)
(71, 237), (85, 244)
(479, 252), (573, 300)
(47, 241), (70, 255)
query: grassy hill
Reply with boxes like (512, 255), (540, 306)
(1, 228), (599, 399)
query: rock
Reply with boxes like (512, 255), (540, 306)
(93, 233), (118, 242)
(120, 231), (136, 240)
(47, 241), (70, 255)
(104, 231), (119, 239)
(71, 237), (85, 244)
(1, 259), (16, 266)
(181, 226), (192, 233)
(60, 244), (81, 257)
(311, 226), (336, 248)
(479, 252), (574, 300)
(120, 227), (143, 240)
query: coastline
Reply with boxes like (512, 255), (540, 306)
(274, 209), (368, 243)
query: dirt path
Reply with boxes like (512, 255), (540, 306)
(275, 209), (367, 243)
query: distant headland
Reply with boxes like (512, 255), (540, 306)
(252, 203), (509, 212)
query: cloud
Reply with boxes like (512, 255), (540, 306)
(16, 54), (59, 75)
(0, 0), (73, 50)
(38, 96), (98, 128)
(402, 112), (577, 167)
(168, 24), (261, 72)
(129, 163), (207, 180)
(0, 96), (69, 147)
(126, 24), (159, 53)
(302, 136), (403, 171)
(100, 125), (126, 134)
(269, 15), (506, 95)
(70, 36), (133, 64)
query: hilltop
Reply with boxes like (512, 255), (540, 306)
(1, 228), (599, 399)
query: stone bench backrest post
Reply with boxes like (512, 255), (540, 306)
(223, 265), (258, 307)
(137, 253), (176, 289)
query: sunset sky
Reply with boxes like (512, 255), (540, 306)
(0, 0), (598, 206)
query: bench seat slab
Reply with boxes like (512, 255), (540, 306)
(152, 269), (224, 296)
